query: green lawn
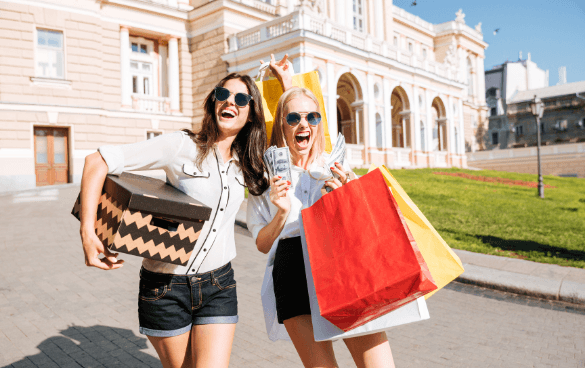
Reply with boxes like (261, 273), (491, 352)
(354, 168), (585, 268)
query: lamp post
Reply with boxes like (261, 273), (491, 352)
(530, 95), (545, 198)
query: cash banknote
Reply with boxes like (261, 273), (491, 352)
(325, 133), (347, 192)
(272, 147), (292, 184)
(263, 145), (276, 177)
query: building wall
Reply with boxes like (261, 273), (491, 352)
(467, 143), (585, 178)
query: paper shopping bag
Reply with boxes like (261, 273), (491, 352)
(300, 168), (437, 331)
(369, 165), (465, 298)
(299, 212), (430, 341)
(255, 71), (332, 153)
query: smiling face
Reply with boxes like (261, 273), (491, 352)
(283, 96), (320, 163)
(214, 78), (251, 138)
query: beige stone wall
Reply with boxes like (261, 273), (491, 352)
(179, 36), (194, 117)
(189, 27), (228, 130)
(0, 2), (121, 109)
(467, 143), (585, 178)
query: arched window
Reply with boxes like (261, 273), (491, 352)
(420, 121), (426, 151)
(467, 58), (474, 96)
(376, 113), (383, 148)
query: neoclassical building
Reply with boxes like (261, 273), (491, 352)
(0, 0), (487, 191)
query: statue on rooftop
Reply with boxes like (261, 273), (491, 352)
(455, 9), (465, 24)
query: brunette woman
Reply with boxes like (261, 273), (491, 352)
(79, 73), (268, 368)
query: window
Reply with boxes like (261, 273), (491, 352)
(36, 29), (64, 79)
(419, 95), (424, 110)
(393, 36), (398, 46)
(555, 120), (567, 131)
(408, 42), (413, 52)
(490, 107), (497, 117)
(467, 58), (474, 96)
(375, 113), (383, 148)
(147, 131), (162, 140)
(132, 42), (148, 54)
(492, 132), (498, 145)
(373, 83), (380, 99)
(422, 48), (427, 59)
(420, 122), (426, 151)
(541, 123), (545, 134)
(353, 0), (364, 32)
(515, 125), (524, 137)
(453, 103), (457, 116)
(131, 61), (153, 95)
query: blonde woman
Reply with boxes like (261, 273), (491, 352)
(247, 78), (396, 367)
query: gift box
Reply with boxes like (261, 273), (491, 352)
(71, 172), (211, 266)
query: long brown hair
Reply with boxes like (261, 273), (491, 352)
(183, 73), (269, 196)
(270, 87), (325, 166)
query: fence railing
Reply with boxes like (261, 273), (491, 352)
(132, 95), (170, 114)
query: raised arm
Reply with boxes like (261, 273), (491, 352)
(260, 54), (293, 92)
(79, 152), (124, 270)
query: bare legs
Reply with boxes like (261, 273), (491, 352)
(344, 332), (395, 368)
(147, 324), (236, 368)
(284, 315), (338, 367)
(284, 316), (395, 368)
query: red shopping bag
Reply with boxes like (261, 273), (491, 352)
(301, 169), (437, 331)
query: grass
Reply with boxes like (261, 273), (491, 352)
(354, 167), (585, 268)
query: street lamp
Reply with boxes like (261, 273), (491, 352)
(530, 95), (545, 198)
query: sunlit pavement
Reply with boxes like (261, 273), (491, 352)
(0, 186), (584, 368)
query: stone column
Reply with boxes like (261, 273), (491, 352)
(447, 95), (454, 155)
(458, 98), (465, 156)
(383, 78), (392, 149)
(476, 55), (486, 105)
(413, 86), (421, 151)
(336, 0), (345, 25)
(168, 36), (180, 113)
(425, 89), (432, 154)
(374, 0), (384, 39)
(120, 25), (132, 109)
(326, 61), (338, 142)
(367, 72), (377, 148)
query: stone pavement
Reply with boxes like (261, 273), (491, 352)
(1, 185), (584, 368)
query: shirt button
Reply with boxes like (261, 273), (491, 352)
(222, 171), (225, 174)
(191, 269), (195, 273)
(203, 248), (207, 252)
(224, 186), (227, 189)
(213, 229), (216, 232)
(220, 208), (224, 211)
(304, 190), (308, 194)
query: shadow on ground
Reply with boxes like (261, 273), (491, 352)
(1, 325), (160, 368)
(444, 230), (585, 263)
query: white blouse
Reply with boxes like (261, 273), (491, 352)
(247, 155), (352, 341)
(98, 131), (246, 275)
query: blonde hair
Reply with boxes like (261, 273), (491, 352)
(269, 87), (325, 166)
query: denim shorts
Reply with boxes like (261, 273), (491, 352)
(138, 262), (238, 337)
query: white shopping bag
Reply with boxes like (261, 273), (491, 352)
(299, 213), (431, 341)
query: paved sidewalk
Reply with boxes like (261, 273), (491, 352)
(1, 186), (584, 367)
(237, 199), (585, 305)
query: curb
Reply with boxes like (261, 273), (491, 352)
(456, 264), (585, 304)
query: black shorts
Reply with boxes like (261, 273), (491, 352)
(272, 237), (312, 324)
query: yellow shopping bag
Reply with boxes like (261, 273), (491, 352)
(256, 71), (332, 153)
(369, 165), (464, 298)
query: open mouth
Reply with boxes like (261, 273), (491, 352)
(220, 109), (237, 120)
(295, 131), (311, 148)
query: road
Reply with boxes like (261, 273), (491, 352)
(0, 185), (583, 367)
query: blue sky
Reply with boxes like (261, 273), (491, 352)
(393, 0), (585, 85)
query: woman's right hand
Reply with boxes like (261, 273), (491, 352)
(80, 225), (124, 270)
(269, 175), (291, 214)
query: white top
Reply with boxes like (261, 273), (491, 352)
(98, 131), (246, 275)
(247, 155), (351, 341)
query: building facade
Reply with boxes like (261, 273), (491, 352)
(483, 53), (549, 150)
(0, 0), (488, 192)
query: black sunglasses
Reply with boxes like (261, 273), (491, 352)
(214, 86), (253, 107)
(285, 111), (322, 126)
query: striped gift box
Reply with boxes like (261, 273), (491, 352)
(72, 172), (211, 266)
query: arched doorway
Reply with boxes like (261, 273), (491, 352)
(391, 87), (410, 148)
(431, 97), (447, 151)
(336, 73), (363, 144)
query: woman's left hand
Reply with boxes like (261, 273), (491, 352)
(260, 54), (293, 91)
(325, 162), (350, 191)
